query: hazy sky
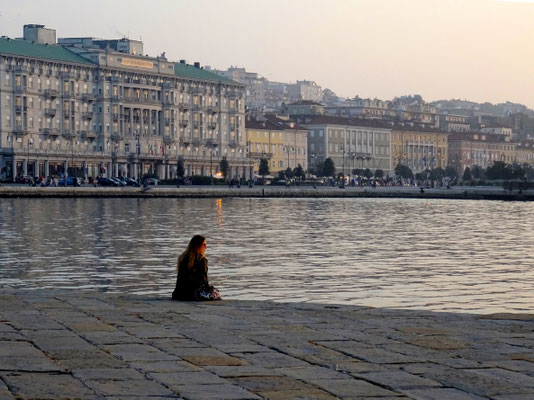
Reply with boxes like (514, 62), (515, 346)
(1, 0), (533, 107)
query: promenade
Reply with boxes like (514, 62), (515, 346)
(0, 184), (533, 201)
(1, 289), (534, 399)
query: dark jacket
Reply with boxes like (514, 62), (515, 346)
(172, 253), (209, 301)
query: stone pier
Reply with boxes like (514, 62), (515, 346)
(1, 288), (534, 399)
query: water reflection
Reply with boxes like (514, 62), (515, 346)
(1, 197), (533, 313)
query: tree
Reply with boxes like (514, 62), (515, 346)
(471, 165), (485, 181)
(278, 170), (286, 180)
(444, 165), (458, 180)
(363, 168), (373, 179)
(394, 164), (413, 179)
(322, 157), (336, 178)
(284, 167), (294, 179)
(259, 158), (270, 183)
(219, 156), (229, 180)
(486, 161), (509, 180)
(374, 169), (384, 179)
(431, 167), (444, 180)
(176, 159), (185, 178)
(293, 164), (305, 181)
(352, 168), (364, 177)
(463, 167), (472, 182)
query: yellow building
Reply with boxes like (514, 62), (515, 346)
(392, 126), (448, 172)
(516, 143), (534, 167)
(245, 117), (284, 176)
(245, 115), (308, 177)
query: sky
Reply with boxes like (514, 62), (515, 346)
(0, 0), (533, 107)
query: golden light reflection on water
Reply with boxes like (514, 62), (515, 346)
(1, 197), (534, 314)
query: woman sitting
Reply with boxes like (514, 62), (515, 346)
(172, 235), (221, 301)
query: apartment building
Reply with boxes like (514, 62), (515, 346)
(391, 125), (449, 172)
(292, 115), (392, 175)
(244, 114), (307, 176)
(448, 132), (515, 173)
(0, 24), (248, 181)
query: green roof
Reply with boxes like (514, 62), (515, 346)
(0, 37), (94, 65)
(173, 62), (239, 85)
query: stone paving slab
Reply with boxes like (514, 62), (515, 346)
(2, 288), (534, 399)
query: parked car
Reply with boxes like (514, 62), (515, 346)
(58, 177), (80, 187)
(123, 177), (139, 186)
(110, 177), (125, 187)
(97, 177), (117, 187)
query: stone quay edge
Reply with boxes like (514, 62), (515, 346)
(1, 288), (534, 399)
(1, 185), (533, 201)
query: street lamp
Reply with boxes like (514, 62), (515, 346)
(205, 139), (218, 185)
(135, 131), (141, 184)
(341, 145), (346, 188)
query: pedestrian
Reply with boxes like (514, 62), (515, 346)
(172, 235), (221, 301)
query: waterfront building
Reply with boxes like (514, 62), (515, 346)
(391, 125), (449, 172)
(516, 142), (534, 167)
(0, 24), (248, 182)
(291, 115), (392, 176)
(245, 114), (307, 176)
(448, 132), (516, 173)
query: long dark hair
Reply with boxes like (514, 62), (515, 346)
(178, 235), (205, 270)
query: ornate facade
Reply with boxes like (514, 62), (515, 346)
(0, 25), (248, 182)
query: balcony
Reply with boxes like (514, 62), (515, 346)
(14, 85), (27, 93)
(207, 122), (217, 130)
(42, 128), (60, 137)
(111, 113), (119, 121)
(249, 152), (272, 159)
(111, 133), (123, 142)
(82, 112), (94, 120)
(229, 125), (236, 132)
(45, 108), (57, 117)
(14, 65), (30, 73)
(228, 139), (240, 148)
(226, 90), (237, 98)
(14, 125), (25, 135)
(178, 102), (189, 111)
(62, 131), (75, 140)
(15, 105), (26, 113)
(179, 119), (189, 127)
(207, 106), (217, 114)
(44, 89), (59, 98)
(192, 87), (205, 95)
(164, 118), (171, 125)
(81, 93), (95, 102)
(62, 91), (74, 98)
(193, 121), (201, 129)
(80, 130), (97, 139)
(63, 110), (71, 118)
(191, 138), (201, 146)
(60, 71), (76, 79)
(163, 135), (175, 145)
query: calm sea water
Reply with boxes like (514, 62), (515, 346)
(0, 197), (533, 313)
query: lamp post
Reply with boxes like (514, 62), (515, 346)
(135, 131), (140, 184)
(27, 137), (32, 177)
(341, 145), (346, 188)
(70, 139), (75, 180)
(205, 139), (218, 185)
